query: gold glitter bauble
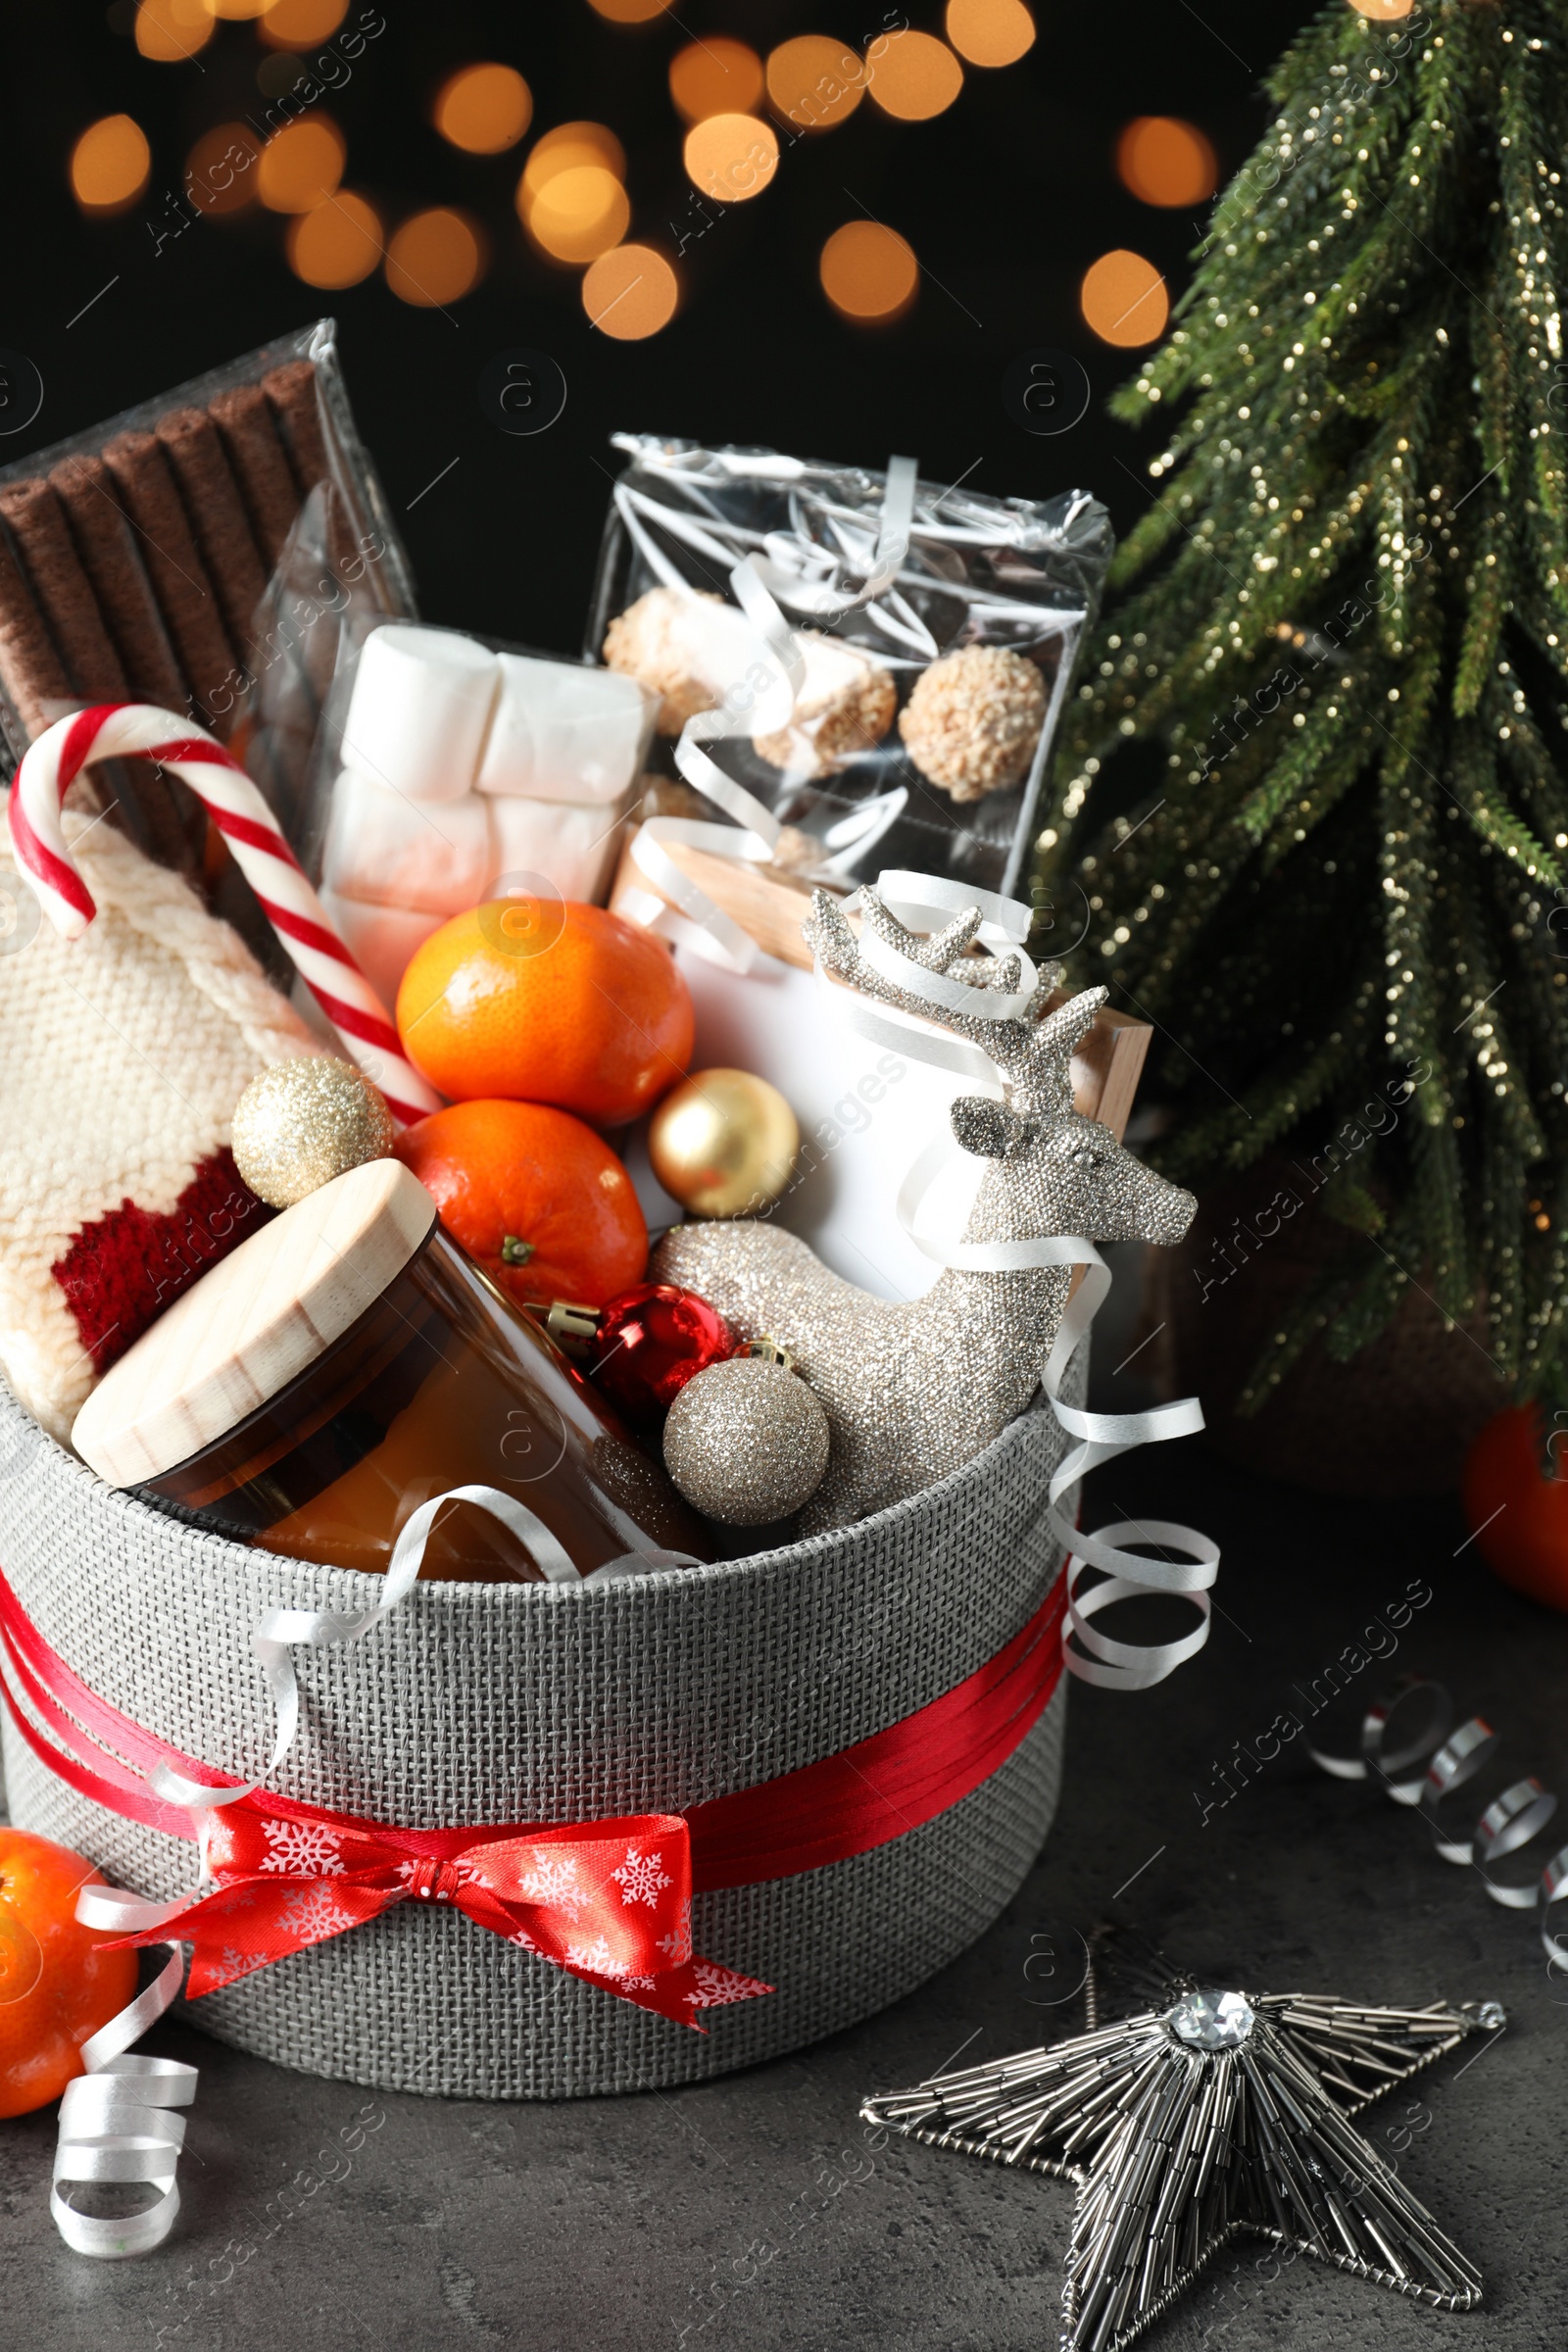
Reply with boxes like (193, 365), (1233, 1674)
(230, 1056), (396, 1208)
(662, 1355), (829, 1525)
(648, 1068), (800, 1218)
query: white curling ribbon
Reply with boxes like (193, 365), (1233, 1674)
(815, 870), (1217, 1691)
(52, 1489), (695, 2260)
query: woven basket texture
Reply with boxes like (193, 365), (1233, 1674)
(0, 1357), (1082, 2099)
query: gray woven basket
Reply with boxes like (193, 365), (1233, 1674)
(0, 1357), (1082, 2099)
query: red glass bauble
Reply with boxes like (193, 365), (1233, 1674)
(1462, 1403), (1568, 1612)
(588, 1282), (737, 1425)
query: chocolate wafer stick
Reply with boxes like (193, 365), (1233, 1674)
(103, 429), (243, 728)
(0, 520), (71, 741)
(261, 358), (330, 496)
(208, 382), (303, 572)
(155, 407), (269, 657)
(0, 479), (128, 702)
(49, 454), (187, 711)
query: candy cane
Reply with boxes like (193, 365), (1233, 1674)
(6, 704), (439, 1128)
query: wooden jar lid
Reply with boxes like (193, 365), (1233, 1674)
(72, 1159), (437, 1489)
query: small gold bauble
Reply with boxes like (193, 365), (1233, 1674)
(230, 1056), (395, 1208)
(648, 1068), (800, 1219)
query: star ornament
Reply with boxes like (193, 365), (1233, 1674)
(862, 1986), (1502, 2351)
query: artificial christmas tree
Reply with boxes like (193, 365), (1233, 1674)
(1046, 0), (1568, 1482)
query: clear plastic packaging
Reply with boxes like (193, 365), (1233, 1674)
(0, 319), (414, 963)
(587, 437), (1112, 901)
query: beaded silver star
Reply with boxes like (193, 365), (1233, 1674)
(862, 1983), (1501, 2350)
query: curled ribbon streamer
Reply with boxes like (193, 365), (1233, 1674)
(1311, 1678), (1568, 1967)
(46, 1488), (707, 2259)
(618, 457), (918, 971)
(812, 868), (1217, 1691)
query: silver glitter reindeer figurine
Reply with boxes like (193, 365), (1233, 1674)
(652, 887), (1196, 1535)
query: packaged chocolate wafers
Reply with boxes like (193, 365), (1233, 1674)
(0, 318), (415, 932)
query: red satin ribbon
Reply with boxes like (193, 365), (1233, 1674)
(0, 1562), (1064, 2016)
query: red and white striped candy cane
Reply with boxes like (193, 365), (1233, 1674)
(6, 703), (440, 1129)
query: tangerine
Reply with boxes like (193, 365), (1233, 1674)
(396, 899), (694, 1128)
(394, 1097), (649, 1309)
(0, 1829), (137, 2119)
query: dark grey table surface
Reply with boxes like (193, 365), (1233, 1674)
(5, 1341), (1565, 2351)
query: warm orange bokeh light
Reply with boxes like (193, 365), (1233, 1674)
(1116, 117), (1219, 208)
(258, 115), (346, 213)
(517, 122), (626, 214)
(203, 0), (270, 17)
(865, 29), (963, 121)
(525, 166), (630, 264)
(820, 220), (918, 320)
(71, 116), (152, 214)
(669, 37), (763, 124)
(765, 35), (864, 130)
(258, 0), (347, 43)
(683, 114), (779, 205)
(386, 209), (486, 306)
(435, 64), (533, 155)
(134, 0), (215, 62)
(1081, 249), (1169, 346)
(582, 244), (680, 339)
(945, 0), (1036, 68)
(1348, 0), (1413, 17)
(287, 191), (382, 288)
(587, 0), (670, 18)
(184, 123), (262, 216)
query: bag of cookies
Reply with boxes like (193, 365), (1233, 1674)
(0, 319), (414, 962)
(587, 436), (1112, 915)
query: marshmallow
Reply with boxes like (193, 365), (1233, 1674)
(487, 789), (627, 904)
(322, 765), (493, 916)
(318, 888), (446, 1011)
(339, 622), (499, 805)
(476, 655), (650, 807)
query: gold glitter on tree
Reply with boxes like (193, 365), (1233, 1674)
(1044, 0), (1568, 1413)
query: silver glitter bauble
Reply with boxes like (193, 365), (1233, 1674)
(230, 1056), (395, 1208)
(662, 1355), (830, 1526)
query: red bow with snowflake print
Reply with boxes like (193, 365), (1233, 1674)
(106, 1804), (769, 2031)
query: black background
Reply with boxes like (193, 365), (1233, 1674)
(5, 0), (1310, 657)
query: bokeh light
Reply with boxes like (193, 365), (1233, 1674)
(945, 0), (1036, 68)
(1081, 249), (1169, 346)
(865, 29), (964, 122)
(820, 220), (918, 320)
(258, 115), (346, 213)
(586, 0), (670, 19)
(683, 115), (779, 205)
(517, 122), (626, 215)
(386, 209), (486, 306)
(71, 116), (152, 214)
(1116, 117), (1218, 208)
(257, 0), (347, 42)
(765, 35), (863, 131)
(1347, 0), (1413, 17)
(435, 64), (533, 155)
(287, 191), (381, 288)
(525, 166), (630, 264)
(202, 0), (270, 16)
(669, 38), (763, 124)
(582, 244), (680, 339)
(134, 0), (215, 62)
(184, 123), (262, 216)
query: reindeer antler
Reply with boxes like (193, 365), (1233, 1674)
(804, 887), (1106, 1107)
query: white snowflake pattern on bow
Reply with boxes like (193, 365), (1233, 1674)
(508, 1927), (539, 1953)
(658, 1898), (693, 1964)
(215, 1943), (263, 1984)
(612, 1846), (672, 1910)
(621, 1973), (659, 1991)
(518, 1849), (586, 1920)
(565, 1935), (629, 1979)
(684, 1959), (771, 2011)
(258, 1819), (346, 1879)
(280, 1882), (358, 1944)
